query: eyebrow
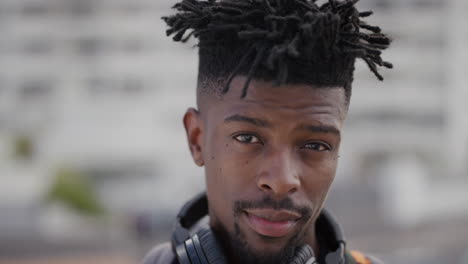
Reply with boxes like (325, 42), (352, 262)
(224, 114), (271, 128)
(298, 124), (341, 136)
(224, 114), (340, 136)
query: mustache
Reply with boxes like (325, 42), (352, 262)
(233, 195), (312, 219)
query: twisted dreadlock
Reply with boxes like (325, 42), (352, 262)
(163, 0), (392, 103)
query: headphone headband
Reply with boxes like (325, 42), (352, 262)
(172, 192), (208, 246)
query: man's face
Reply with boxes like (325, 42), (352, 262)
(184, 76), (347, 263)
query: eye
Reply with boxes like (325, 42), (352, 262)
(233, 133), (261, 144)
(302, 142), (331, 152)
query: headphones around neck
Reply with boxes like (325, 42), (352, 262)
(171, 193), (328, 264)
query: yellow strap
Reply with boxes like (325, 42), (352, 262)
(350, 250), (372, 264)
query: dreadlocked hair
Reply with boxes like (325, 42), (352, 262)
(163, 0), (392, 103)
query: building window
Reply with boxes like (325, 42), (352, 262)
(18, 79), (54, 101)
(76, 38), (105, 56)
(0, 77), (4, 96)
(374, 0), (392, 9)
(86, 164), (156, 181)
(21, 2), (50, 17)
(21, 39), (54, 56)
(122, 39), (145, 54)
(87, 77), (146, 96)
(412, 0), (444, 9)
(87, 77), (109, 95)
(122, 79), (144, 94)
(119, 3), (145, 15)
(66, 0), (94, 16)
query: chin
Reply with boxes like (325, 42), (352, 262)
(245, 232), (293, 252)
(234, 224), (303, 263)
(237, 241), (297, 264)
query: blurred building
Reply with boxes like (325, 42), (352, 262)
(0, 0), (202, 255)
(339, 0), (468, 225)
(0, 0), (467, 262)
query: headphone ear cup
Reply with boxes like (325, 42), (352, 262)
(197, 226), (227, 264)
(289, 244), (317, 264)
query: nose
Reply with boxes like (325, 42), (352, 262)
(256, 148), (300, 197)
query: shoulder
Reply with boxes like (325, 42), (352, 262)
(348, 250), (384, 264)
(141, 242), (176, 264)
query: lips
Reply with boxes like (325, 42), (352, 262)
(244, 209), (301, 238)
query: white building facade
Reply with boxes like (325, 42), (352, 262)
(0, 0), (467, 250)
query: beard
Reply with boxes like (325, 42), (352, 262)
(229, 222), (302, 264)
(212, 195), (313, 264)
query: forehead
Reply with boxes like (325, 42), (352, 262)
(202, 76), (347, 126)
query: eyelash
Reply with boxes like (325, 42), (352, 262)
(301, 142), (332, 152)
(232, 133), (332, 152)
(233, 133), (262, 144)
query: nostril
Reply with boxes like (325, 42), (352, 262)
(288, 187), (298, 194)
(261, 184), (272, 190)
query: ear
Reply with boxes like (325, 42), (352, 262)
(183, 108), (205, 167)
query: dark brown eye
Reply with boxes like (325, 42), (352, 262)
(303, 142), (330, 152)
(234, 134), (261, 144)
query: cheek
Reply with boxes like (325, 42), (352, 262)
(205, 135), (255, 188)
(204, 140), (244, 222)
(205, 141), (233, 188)
(205, 154), (235, 232)
(302, 159), (337, 202)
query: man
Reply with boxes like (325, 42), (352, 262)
(144, 0), (392, 263)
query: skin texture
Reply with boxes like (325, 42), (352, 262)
(183, 76), (348, 264)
